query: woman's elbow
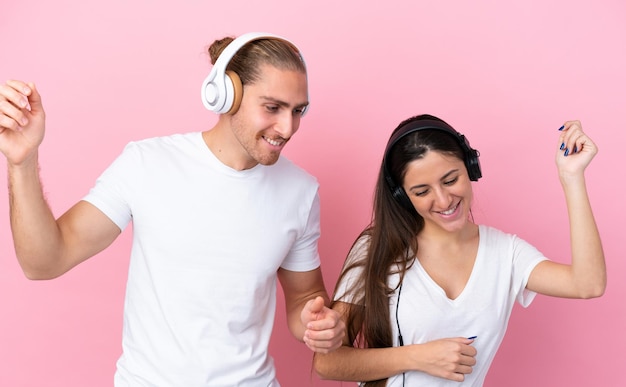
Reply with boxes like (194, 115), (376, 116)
(576, 276), (607, 299)
(313, 353), (335, 380)
(580, 282), (606, 299)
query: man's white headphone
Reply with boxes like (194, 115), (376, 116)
(200, 32), (308, 115)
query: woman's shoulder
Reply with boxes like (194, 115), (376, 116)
(346, 233), (372, 262)
(479, 224), (514, 238)
(478, 224), (540, 254)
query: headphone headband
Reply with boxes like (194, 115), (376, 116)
(201, 32), (307, 115)
(209, 32), (288, 88)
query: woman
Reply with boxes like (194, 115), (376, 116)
(313, 114), (605, 386)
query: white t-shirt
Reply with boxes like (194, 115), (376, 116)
(335, 225), (547, 386)
(83, 132), (321, 387)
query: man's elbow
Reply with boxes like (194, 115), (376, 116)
(18, 257), (66, 280)
(23, 270), (58, 281)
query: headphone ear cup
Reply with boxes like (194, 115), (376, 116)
(392, 187), (416, 213)
(225, 70), (243, 115)
(201, 69), (231, 114)
(201, 72), (220, 113)
(466, 149), (482, 181)
(201, 68), (238, 114)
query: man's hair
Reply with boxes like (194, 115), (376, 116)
(208, 36), (306, 86)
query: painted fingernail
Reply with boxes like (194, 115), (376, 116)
(558, 125), (565, 131)
(564, 148), (570, 156)
(573, 145), (578, 153)
(560, 142), (565, 150)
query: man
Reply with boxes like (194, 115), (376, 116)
(0, 32), (344, 386)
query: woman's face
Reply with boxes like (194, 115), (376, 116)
(402, 150), (474, 234)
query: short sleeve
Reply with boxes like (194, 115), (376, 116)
(512, 234), (549, 307)
(279, 191), (321, 272)
(334, 235), (370, 304)
(82, 143), (137, 231)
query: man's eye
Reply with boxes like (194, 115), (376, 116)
(266, 105), (279, 112)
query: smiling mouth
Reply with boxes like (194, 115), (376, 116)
(263, 136), (284, 147)
(438, 202), (459, 216)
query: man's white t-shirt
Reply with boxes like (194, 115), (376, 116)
(84, 132), (321, 386)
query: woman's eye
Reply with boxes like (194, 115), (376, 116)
(444, 177), (458, 185)
(414, 190), (428, 197)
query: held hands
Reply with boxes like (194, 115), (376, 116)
(0, 80), (46, 165)
(414, 337), (477, 382)
(556, 120), (598, 178)
(301, 296), (346, 354)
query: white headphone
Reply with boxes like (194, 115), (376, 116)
(200, 32), (308, 115)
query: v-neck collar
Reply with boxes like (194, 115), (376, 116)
(412, 225), (484, 304)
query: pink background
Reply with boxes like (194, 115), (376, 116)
(1, 1), (624, 386)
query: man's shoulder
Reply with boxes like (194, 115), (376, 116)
(121, 132), (202, 155)
(128, 132), (200, 147)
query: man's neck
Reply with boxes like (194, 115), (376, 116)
(202, 122), (258, 171)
